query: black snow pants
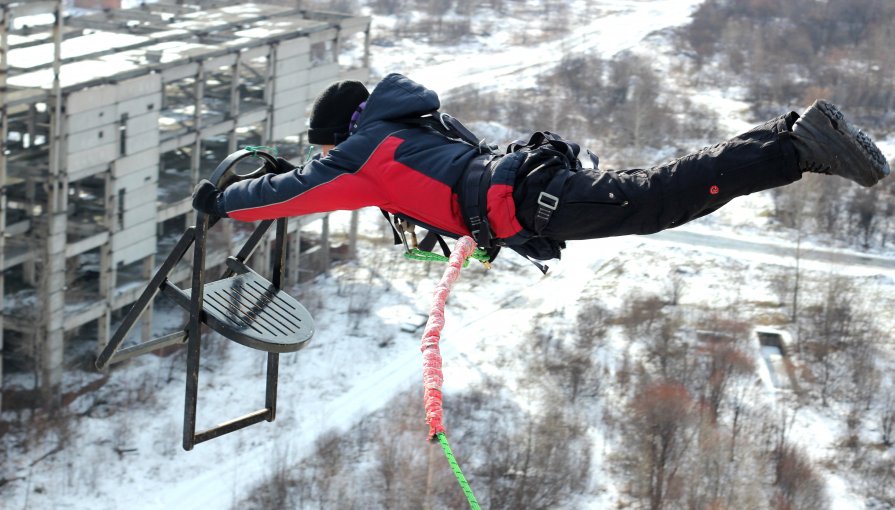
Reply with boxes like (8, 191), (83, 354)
(513, 113), (803, 241)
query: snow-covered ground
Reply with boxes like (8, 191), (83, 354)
(371, 0), (704, 98)
(4, 1), (895, 509)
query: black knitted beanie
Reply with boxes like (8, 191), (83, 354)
(307, 80), (370, 145)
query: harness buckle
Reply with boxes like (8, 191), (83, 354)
(469, 217), (493, 249)
(537, 192), (559, 210)
(437, 112), (452, 132)
(394, 217), (419, 252)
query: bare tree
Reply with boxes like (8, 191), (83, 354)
(881, 389), (895, 447)
(646, 312), (686, 381)
(847, 186), (883, 248)
(502, 405), (592, 510)
(682, 421), (765, 510)
(576, 300), (609, 351)
(606, 56), (670, 152)
(726, 371), (761, 463)
(663, 270), (687, 306)
(842, 327), (881, 444)
(703, 342), (755, 423)
(802, 275), (858, 405)
(628, 382), (698, 510)
(769, 266), (796, 319)
(772, 444), (830, 510)
(620, 294), (665, 343)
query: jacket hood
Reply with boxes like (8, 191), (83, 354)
(358, 73), (441, 126)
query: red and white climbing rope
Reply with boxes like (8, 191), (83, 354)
(418, 236), (481, 509)
(420, 236), (476, 437)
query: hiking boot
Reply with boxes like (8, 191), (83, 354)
(791, 100), (890, 187)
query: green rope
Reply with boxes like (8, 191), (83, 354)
(437, 432), (481, 510)
(467, 249), (491, 265)
(404, 248), (451, 263)
(403, 248), (491, 268)
(244, 145), (279, 157)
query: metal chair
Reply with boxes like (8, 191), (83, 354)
(96, 149), (314, 450)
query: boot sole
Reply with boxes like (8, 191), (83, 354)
(816, 100), (891, 184)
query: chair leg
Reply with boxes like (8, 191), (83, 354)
(179, 214), (285, 450)
(265, 352), (279, 421)
(183, 342), (279, 449)
(182, 326), (202, 451)
(184, 213), (209, 451)
(95, 227), (196, 371)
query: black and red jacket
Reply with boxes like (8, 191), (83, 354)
(220, 73), (527, 243)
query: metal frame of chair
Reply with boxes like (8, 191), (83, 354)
(95, 149), (314, 450)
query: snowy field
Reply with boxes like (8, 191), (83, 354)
(4, 1), (895, 509)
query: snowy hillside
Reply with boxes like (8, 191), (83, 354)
(4, 1), (895, 509)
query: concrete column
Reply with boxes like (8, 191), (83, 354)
(348, 210), (358, 259)
(41, 213), (68, 405)
(230, 58), (240, 122)
(321, 216), (331, 270)
(98, 169), (115, 350)
(258, 235), (272, 280)
(289, 222), (301, 286)
(0, 274), (4, 411)
(332, 29), (341, 62)
(97, 243), (113, 350)
(0, 2), (8, 412)
(363, 27), (371, 69)
(263, 44), (274, 143)
(190, 64), (204, 228)
(40, 0), (66, 405)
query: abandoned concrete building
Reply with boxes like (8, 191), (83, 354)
(0, 0), (370, 409)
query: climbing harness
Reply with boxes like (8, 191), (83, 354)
(377, 111), (503, 266)
(386, 114), (593, 273)
(420, 236), (481, 509)
(400, 111), (502, 251)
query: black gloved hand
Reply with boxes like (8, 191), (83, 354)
(275, 157), (297, 174)
(191, 179), (228, 217)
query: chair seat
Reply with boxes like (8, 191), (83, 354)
(196, 269), (314, 353)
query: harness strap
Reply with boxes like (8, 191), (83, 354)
(510, 249), (551, 275)
(437, 112), (497, 154)
(419, 230), (451, 256)
(401, 112), (498, 155)
(381, 208), (453, 258)
(458, 154), (495, 249)
(533, 162), (573, 234)
(381, 209), (404, 246)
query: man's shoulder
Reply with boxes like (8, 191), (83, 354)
(362, 74), (441, 124)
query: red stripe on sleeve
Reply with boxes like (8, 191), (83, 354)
(230, 136), (470, 237)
